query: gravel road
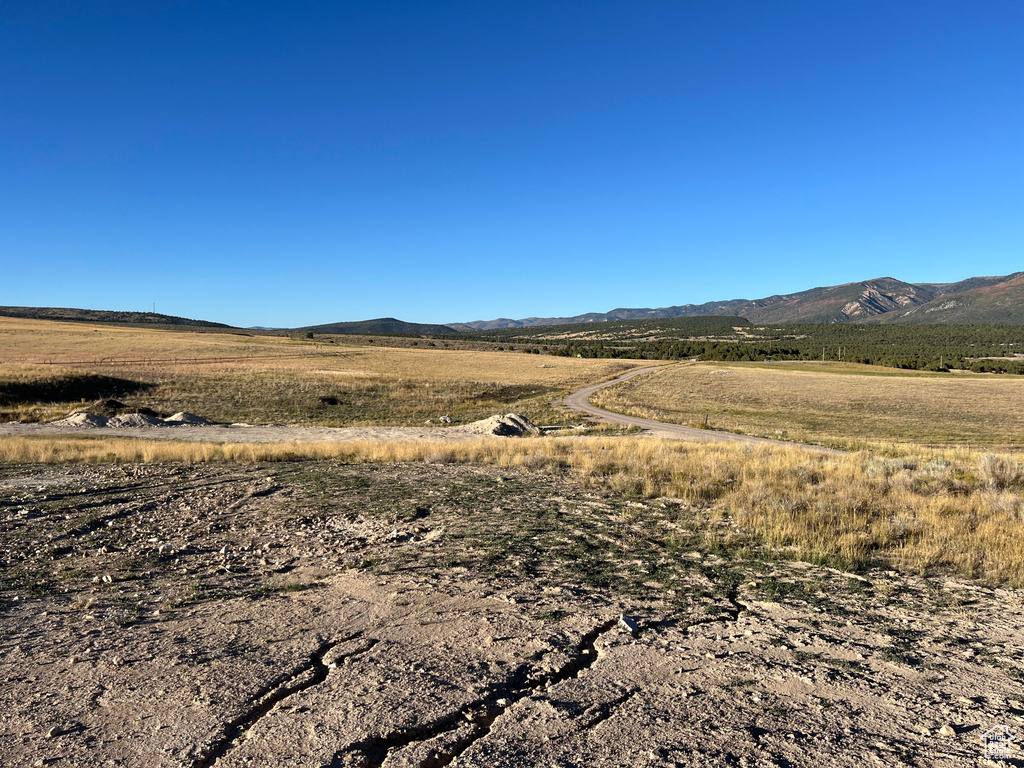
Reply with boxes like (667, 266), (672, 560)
(564, 365), (838, 452)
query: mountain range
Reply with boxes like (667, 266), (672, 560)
(4, 272), (1021, 334)
(450, 272), (1024, 330)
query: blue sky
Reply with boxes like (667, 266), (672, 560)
(2, 1), (1022, 327)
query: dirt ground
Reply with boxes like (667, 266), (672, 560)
(2, 461), (1023, 767)
(0, 419), (537, 445)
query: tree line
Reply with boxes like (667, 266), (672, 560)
(540, 323), (1024, 374)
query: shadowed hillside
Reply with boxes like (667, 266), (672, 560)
(297, 317), (460, 336)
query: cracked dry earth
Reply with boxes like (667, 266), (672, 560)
(1, 462), (1023, 767)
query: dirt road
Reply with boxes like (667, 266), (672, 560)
(564, 365), (838, 452)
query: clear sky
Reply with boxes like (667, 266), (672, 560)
(2, 1), (1022, 327)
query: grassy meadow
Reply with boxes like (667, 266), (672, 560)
(0, 317), (641, 426)
(593, 360), (1024, 449)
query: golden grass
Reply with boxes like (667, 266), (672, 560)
(0, 316), (292, 361)
(0, 317), (642, 426)
(3, 434), (1022, 585)
(593, 361), (1024, 448)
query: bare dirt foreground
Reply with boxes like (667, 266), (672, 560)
(2, 461), (1023, 767)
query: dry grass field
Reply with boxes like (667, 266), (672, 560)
(0, 317), (641, 426)
(593, 360), (1024, 449)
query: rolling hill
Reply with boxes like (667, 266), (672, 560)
(0, 306), (231, 328)
(296, 317), (460, 336)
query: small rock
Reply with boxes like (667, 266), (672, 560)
(939, 723), (957, 736)
(46, 726), (61, 738)
(617, 615), (639, 636)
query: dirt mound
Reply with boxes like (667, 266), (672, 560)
(464, 413), (539, 437)
(51, 412), (109, 428)
(48, 407), (213, 429)
(107, 413), (166, 428)
(164, 411), (214, 426)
